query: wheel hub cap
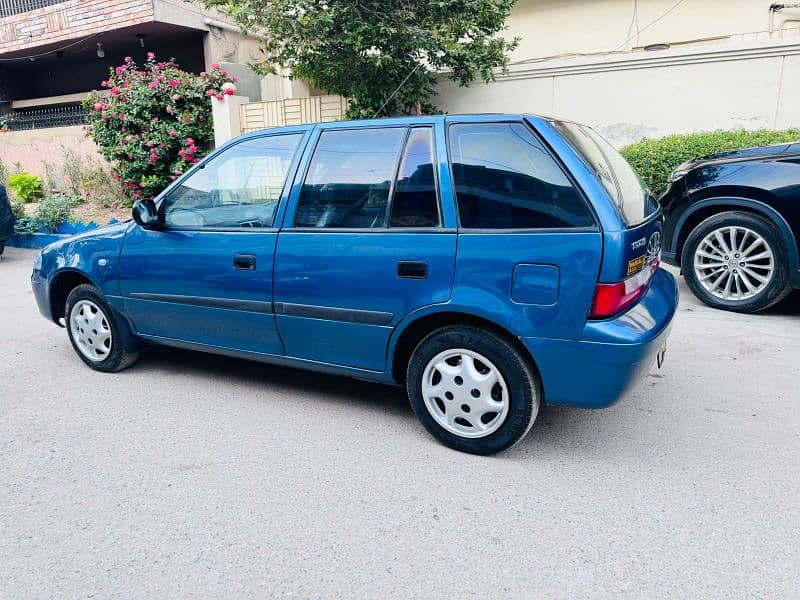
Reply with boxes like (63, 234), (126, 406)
(693, 225), (774, 301)
(69, 300), (112, 362)
(421, 349), (509, 439)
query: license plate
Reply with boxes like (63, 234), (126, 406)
(656, 344), (667, 369)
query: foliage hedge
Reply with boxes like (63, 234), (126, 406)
(84, 54), (235, 205)
(620, 129), (800, 196)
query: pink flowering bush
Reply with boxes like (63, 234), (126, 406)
(84, 54), (236, 204)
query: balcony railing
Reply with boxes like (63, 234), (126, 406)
(0, 0), (67, 18)
(4, 104), (87, 131)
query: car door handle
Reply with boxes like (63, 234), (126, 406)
(397, 260), (428, 279)
(233, 254), (256, 271)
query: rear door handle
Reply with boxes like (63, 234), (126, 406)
(397, 260), (428, 279)
(233, 254), (256, 271)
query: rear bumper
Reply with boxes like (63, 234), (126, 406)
(522, 268), (678, 409)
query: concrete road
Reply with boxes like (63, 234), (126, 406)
(1, 246), (799, 598)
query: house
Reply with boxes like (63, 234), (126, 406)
(0, 0), (268, 171)
(3, 0), (800, 173)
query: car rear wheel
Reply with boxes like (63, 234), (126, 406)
(65, 284), (141, 372)
(406, 325), (540, 455)
(682, 211), (792, 313)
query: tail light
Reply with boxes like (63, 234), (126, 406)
(589, 259), (660, 319)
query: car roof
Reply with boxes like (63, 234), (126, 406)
(233, 113), (564, 141)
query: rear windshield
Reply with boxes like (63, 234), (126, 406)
(551, 120), (656, 226)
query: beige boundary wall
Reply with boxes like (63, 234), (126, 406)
(436, 38), (800, 147)
(0, 126), (105, 176)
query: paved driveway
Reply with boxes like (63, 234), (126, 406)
(1, 246), (799, 598)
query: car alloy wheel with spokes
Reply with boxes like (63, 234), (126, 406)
(69, 299), (113, 362)
(421, 348), (509, 439)
(693, 225), (774, 301)
(682, 211), (792, 313)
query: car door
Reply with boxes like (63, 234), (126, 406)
(447, 117), (603, 341)
(273, 122), (457, 371)
(119, 130), (308, 354)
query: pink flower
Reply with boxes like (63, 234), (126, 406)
(215, 94), (224, 101)
(101, 80), (108, 87)
(205, 89), (215, 97)
(171, 94), (180, 101)
(165, 105), (173, 114)
(199, 71), (206, 77)
(224, 87), (234, 96)
(118, 113), (125, 121)
(111, 87), (120, 96)
(168, 130), (177, 137)
(124, 56), (133, 63)
(178, 149), (186, 157)
(94, 102), (103, 111)
(101, 115), (108, 121)
(157, 75), (164, 82)
(232, 75), (238, 82)
(148, 154), (158, 163)
(211, 63), (220, 70)
(148, 81), (158, 90)
(167, 79), (179, 88)
(185, 137), (194, 146)
(115, 65), (127, 76)
(222, 71), (228, 77)
(147, 52), (155, 60)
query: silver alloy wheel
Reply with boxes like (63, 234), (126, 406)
(693, 225), (774, 301)
(69, 299), (113, 362)
(421, 348), (509, 439)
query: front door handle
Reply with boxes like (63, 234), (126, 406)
(233, 254), (256, 271)
(397, 260), (428, 279)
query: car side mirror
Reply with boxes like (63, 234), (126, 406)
(132, 198), (161, 230)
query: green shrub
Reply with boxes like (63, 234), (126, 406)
(10, 201), (25, 220)
(7, 172), (43, 203)
(84, 54), (235, 205)
(621, 128), (800, 196)
(14, 194), (78, 234)
(41, 147), (124, 208)
(35, 194), (78, 233)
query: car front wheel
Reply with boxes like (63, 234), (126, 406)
(65, 284), (141, 372)
(406, 325), (540, 455)
(682, 211), (792, 313)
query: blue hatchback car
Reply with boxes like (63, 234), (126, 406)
(32, 114), (677, 454)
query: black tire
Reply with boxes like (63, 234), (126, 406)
(406, 325), (540, 456)
(681, 211), (792, 313)
(65, 284), (141, 372)
(0, 240), (5, 256)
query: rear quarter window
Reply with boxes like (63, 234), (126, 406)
(551, 121), (657, 226)
(448, 122), (595, 229)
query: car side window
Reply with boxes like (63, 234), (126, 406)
(163, 133), (303, 229)
(295, 127), (406, 228)
(449, 122), (594, 229)
(390, 127), (440, 228)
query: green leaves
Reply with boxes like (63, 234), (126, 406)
(7, 172), (43, 204)
(83, 55), (235, 205)
(621, 129), (800, 196)
(202, 0), (519, 117)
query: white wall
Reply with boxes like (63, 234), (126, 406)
(506, 0), (800, 60)
(436, 38), (800, 147)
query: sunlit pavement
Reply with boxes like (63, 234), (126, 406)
(2, 246), (799, 597)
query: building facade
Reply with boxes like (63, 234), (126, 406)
(0, 0), (267, 171)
